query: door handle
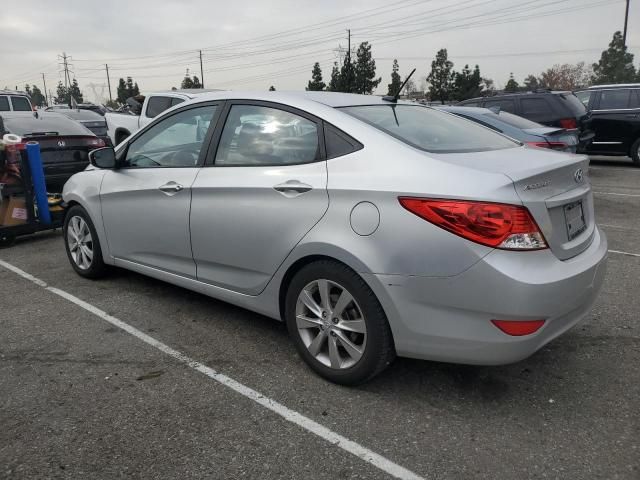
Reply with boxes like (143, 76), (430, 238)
(273, 180), (313, 195)
(159, 181), (184, 196)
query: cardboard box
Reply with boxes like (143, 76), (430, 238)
(0, 196), (28, 226)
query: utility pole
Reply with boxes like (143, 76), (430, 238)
(105, 64), (113, 103)
(347, 29), (351, 63)
(623, 0), (630, 47)
(199, 50), (205, 88)
(41, 73), (48, 106)
(58, 52), (74, 106)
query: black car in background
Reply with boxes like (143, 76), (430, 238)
(47, 108), (112, 146)
(457, 90), (592, 147)
(575, 84), (640, 165)
(0, 112), (104, 192)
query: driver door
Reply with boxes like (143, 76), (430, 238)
(100, 103), (219, 278)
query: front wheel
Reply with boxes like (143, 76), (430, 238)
(285, 260), (395, 385)
(631, 138), (640, 166)
(63, 205), (108, 279)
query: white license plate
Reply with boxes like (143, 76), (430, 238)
(564, 201), (586, 240)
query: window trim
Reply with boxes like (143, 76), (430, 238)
(592, 88), (640, 112)
(205, 100), (326, 167)
(117, 101), (223, 170)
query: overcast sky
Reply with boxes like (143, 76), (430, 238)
(1, 0), (638, 103)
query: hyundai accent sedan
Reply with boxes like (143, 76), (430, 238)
(62, 91), (608, 385)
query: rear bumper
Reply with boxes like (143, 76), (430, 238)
(365, 227), (608, 365)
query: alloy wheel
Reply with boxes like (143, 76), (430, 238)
(67, 215), (93, 270)
(295, 279), (367, 369)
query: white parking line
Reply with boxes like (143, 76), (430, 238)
(594, 191), (640, 198)
(608, 249), (640, 258)
(0, 259), (424, 480)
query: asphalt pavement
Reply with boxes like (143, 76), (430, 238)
(1, 158), (638, 480)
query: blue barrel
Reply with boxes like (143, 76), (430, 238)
(25, 141), (52, 225)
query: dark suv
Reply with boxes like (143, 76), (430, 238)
(457, 90), (592, 149)
(575, 84), (640, 165)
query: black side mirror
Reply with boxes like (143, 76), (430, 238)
(89, 147), (117, 169)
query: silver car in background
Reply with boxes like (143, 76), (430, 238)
(62, 91), (607, 384)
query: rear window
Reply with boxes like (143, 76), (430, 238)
(557, 93), (587, 115)
(11, 96), (32, 111)
(482, 111), (541, 129)
(341, 105), (517, 153)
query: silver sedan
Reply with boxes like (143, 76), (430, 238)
(62, 91), (608, 384)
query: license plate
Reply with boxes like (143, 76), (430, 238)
(564, 201), (586, 240)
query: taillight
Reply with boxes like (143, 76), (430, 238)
(559, 118), (577, 130)
(491, 319), (545, 336)
(399, 198), (547, 250)
(526, 141), (568, 151)
(87, 138), (105, 148)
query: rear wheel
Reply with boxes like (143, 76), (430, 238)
(0, 233), (16, 248)
(63, 205), (107, 279)
(631, 138), (640, 166)
(285, 260), (395, 385)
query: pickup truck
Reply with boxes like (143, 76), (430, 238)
(105, 90), (214, 145)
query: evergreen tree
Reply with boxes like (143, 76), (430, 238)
(592, 31), (636, 84)
(339, 54), (356, 93)
(30, 85), (46, 107)
(55, 81), (68, 104)
(427, 48), (454, 104)
(116, 78), (127, 103)
(306, 62), (326, 91)
(24, 84), (32, 96)
(125, 77), (136, 97)
(452, 64), (483, 101)
(524, 74), (540, 91)
(504, 73), (519, 92)
(328, 62), (341, 92)
(387, 59), (402, 96)
(133, 82), (140, 96)
(269, 85), (276, 91)
(192, 76), (202, 88)
(181, 75), (194, 89)
(69, 78), (83, 104)
(354, 42), (381, 94)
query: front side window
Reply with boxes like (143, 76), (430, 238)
(10, 96), (32, 111)
(342, 105), (517, 153)
(599, 89), (631, 110)
(215, 105), (319, 166)
(0, 97), (9, 111)
(124, 105), (216, 168)
(146, 96), (173, 118)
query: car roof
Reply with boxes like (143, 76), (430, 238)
(0, 90), (30, 97)
(0, 111), (94, 137)
(587, 83), (640, 89)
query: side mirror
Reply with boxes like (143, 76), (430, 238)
(89, 147), (116, 169)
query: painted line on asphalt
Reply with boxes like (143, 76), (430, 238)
(593, 191), (640, 198)
(0, 259), (424, 480)
(608, 249), (640, 258)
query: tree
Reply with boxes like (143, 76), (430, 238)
(181, 75), (194, 89)
(354, 42), (381, 94)
(105, 99), (119, 109)
(116, 78), (127, 103)
(306, 62), (326, 91)
(269, 85), (276, 91)
(504, 73), (519, 92)
(482, 77), (495, 95)
(133, 82), (140, 96)
(339, 53), (356, 93)
(539, 62), (592, 90)
(524, 74), (540, 91)
(328, 62), (341, 92)
(592, 31), (636, 84)
(30, 85), (46, 107)
(452, 64), (483, 101)
(387, 59), (402, 96)
(69, 78), (83, 104)
(55, 81), (68, 104)
(427, 48), (454, 104)
(192, 76), (202, 88)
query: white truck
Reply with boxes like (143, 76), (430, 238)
(105, 90), (214, 146)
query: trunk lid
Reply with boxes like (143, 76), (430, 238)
(436, 146), (593, 260)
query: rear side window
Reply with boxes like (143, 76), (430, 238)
(11, 96), (32, 111)
(631, 90), (640, 108)
(324, 124), (362, 159)
(599, 89), (631, 110)
(520, 98), (552, 116)
(0, 97), (9, 111)
(341, 105), (517, 153)
(484, 99), (516, 113)
(146, 96), (173, 118)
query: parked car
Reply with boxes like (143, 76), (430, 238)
(0, 111), (104, 192)
(574, 83), (640, 165)
(76, 103), (107, 116)
(62, 91), (607, 385)
(437, 106), (580, 153)
(105, 89), (217, 146)
(45, 105), (71, 111)
(457, 90), (592, 147)
(0, 90), (34, 112)
(48, 108), (111, 146)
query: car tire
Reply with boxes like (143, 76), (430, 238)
(631, 138), (640, 166)
(115, 131), (129, 146)
(63, 205), (108, 279)
(285, 260), (395, 385)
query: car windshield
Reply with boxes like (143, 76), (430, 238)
(341, 104), (518, 153)
(482, 111), (542, 129)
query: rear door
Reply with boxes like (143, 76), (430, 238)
(589, 88), (637, 155)
(190, 101), (329, 295)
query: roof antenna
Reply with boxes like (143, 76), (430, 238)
(383, 68), (416, 103)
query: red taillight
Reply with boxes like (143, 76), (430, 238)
(86, 138), (105, 148)
(491, 319), (545, 336)
(559, 118), (577, 130)
(399, 198), (547, 250)
(526, 141), (568, 151)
